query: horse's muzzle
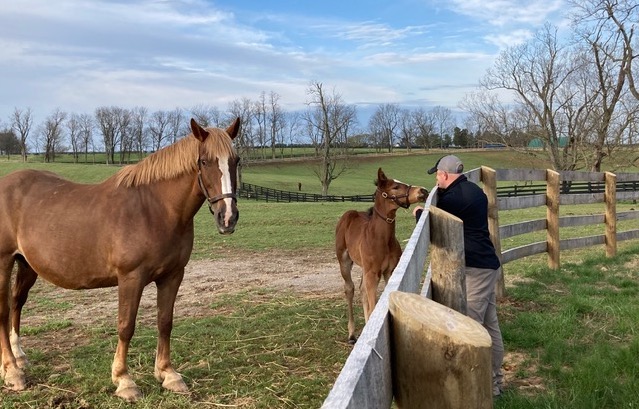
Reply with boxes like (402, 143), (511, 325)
(418, 187), (428, 201)
(215, 203), (239, 235)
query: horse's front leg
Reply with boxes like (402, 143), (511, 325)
(112, 278), (145, 402)
(10, 261), (38, 369)
(154, 269), (188, 393)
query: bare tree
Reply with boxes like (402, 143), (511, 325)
(95, 106), (127, 165)
(267, 91), (286, 159)
(431, 106), (453, 148)
(303, 81), (357, 195)
(128, 106), (147, 161)
(78, 113), (94, 163)
(284, 111), (302, 156)
(189, 104), (221, 127)
(228, 97), (254, 159)
(253, 92), (268, 159)
(412, 107), (436, 149)
(148, 110), (171, 151)
(39, 108), (67, 163)
(368, 103), (401, 152)
(570, 0), (638, 171)
(167, 107), (184, 145)
(10, 107), (33, 161)
(570, 0), (638, 101)
(398, 108), (417, 152)
(66, 113), (82, 163)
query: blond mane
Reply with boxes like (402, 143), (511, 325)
(115, 128), (235, 188)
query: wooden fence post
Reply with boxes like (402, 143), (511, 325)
(389, 292), (493, 409)
(605, 171), (617, 257)
(429, 206), (466, 314)
(481, 166), (505, 298)
(546, 170), (560, 269)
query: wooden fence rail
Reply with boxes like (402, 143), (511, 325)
(323, 166), (639, 408)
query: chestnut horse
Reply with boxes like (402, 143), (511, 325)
(0, 118), (240, 401)
(335, 168), (427, 343)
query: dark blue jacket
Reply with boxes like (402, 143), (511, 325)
(417, 175), (501, 270)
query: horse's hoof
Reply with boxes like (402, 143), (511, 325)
(348, 336), (357, 345)
(163, 377), (189, 393)
(159, 372), (188, 393)
(4, 367), (27, 391)
(115, 382), (142, 402)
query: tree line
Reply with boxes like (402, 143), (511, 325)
(0, 82), (483, 195)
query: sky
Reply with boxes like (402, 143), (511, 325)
(0, 0), (568, 128)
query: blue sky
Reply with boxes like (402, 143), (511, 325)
(0, 0), (567, 127)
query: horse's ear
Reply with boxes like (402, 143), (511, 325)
(226, 117), (241, 140)
(190, 118), (209, 142)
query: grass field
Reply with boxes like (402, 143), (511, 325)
(1, 150), (639, 408)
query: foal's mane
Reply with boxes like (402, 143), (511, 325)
(115, 128), (235, 188)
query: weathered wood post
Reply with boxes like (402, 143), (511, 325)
(546, 170), (560, 269)
(605, 171), (617, 257)
(481, 166), (505, 298)
(389, 292), (493, 409)
(428, 206), (466, 314)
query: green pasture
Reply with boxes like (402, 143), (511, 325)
(1, 151), (639, 408)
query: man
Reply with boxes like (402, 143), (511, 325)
(413, 154), (505, 397)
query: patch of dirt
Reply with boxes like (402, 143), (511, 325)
(23, 250), (355, 329)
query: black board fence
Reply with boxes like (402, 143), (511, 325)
(239, 182), (374, 203)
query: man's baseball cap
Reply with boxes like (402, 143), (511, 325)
(427, 155), (464, 175)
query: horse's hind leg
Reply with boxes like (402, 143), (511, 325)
(10, 258), (38, 368)
(154, 269), (188, 393)
(361, 269), (381, 323)
(337, 252), (357, 344)
(0, 254), (26, 390)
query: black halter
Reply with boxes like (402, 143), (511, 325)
(197, 159), (236, 215)
(373, 187), (412, 223)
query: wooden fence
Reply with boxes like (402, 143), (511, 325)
(239, 183), (374, 203)
(322, 166), (639, 408)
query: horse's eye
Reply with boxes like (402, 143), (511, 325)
(200, 160), (208, 167)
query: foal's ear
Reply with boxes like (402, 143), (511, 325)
(225, 117), (241, 140)
(190, 118), (209, 142)
(377, 167), (387, 182)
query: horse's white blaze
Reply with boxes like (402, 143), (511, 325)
(10, 327), (26, 361)
(218, 157), (234, 226)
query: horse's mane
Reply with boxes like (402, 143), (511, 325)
(115, 128), (235, 188)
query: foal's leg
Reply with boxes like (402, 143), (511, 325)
(153, 269), (188, 393)
(338, 253), (357, 343)
(10, 260), (38, 368)
(361, 269), (381, 322)
(112, 278), (145, 402)
(0, 255), (26, 390)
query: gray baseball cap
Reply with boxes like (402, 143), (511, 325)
(427, 155), (464, 174)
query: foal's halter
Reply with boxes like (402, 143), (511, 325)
(375, 186), (412, 223)
(197, 159), (236, 215)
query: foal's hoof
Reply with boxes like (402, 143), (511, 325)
(348, 336), (357, 345)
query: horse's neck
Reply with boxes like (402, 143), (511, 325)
(149, 173), (204, 222)
(371, 201), (398, 236)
